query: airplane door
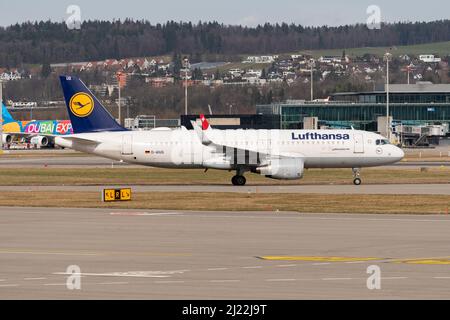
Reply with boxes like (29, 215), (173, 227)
(121, 134), (133, 155)
(353, 133), (364, 153)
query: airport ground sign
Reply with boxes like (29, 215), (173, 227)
(102, 188), (132, 202)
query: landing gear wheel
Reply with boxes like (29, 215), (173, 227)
(352, 168), (362, 186)
(232, 175), (247, 186)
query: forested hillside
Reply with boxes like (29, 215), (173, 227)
(1, 19), (450, 67)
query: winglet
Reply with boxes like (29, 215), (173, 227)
(192, 116), (212, 145)
(200, 114), (210, 130)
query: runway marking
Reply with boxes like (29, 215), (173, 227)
(242, 266), (263, 269)
(0, 249), (101, 256)
(24, 277), (47, 281)
(207, 268), (228, 271)
(53, 270), (188, 278)
(187, 214), (450, 223)
(0, 284), (19, 287)
(259, 256), (381, 262)
(266, 279), (297, 282)
(433, 277), (450, 279)
(109, 212), (183, 216)
(0, 248), (191, 258)
(43, 283), (66, 286)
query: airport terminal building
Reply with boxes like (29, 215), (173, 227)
(256, 83), (450, 132)
(255, 83), (450, 145)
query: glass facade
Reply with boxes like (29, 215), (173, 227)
(333, 92), (450, 104)
(257, 88), (450, 131)
(273, 103), (450, 130)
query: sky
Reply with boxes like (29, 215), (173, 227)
(0, 0), (449, 27)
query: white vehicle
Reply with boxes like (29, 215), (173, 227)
(55, 76), (404, 186)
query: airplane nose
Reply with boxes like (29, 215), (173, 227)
(395, 146), (405, 161)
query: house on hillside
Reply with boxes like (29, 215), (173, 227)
(243, 56), (276, 64)
(419, 55), (441, 63)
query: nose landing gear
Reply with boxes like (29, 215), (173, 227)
(352, 168), (362, 185)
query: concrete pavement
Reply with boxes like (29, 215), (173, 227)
(1, 207), (450, 299)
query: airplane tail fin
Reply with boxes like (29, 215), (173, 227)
(192, 114), (213, 145)
(2, 103), (15, 124)
(59, 75), (127, 134)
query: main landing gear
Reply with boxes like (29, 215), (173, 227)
(352, 168), (362, 186)
(231, 168), (247, 186)
(231, 175), (247, 186)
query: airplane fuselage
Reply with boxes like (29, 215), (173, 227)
(55, 128), (404, 170)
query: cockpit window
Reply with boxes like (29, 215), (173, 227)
(376, 139), (390, 145)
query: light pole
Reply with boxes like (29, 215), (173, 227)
(116, 72), (122, 125)
(183, 58), (190, 115)
(310, 59), (315, 101)
(406, 65), (410, 85)
(384, 52), (392, 140)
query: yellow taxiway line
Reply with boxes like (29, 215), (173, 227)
(259, 256), (381, 262)
(259, 255), (450, 265)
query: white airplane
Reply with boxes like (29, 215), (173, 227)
(55, 75), (404, 186)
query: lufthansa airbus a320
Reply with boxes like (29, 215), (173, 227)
(55, 75), (404, 186)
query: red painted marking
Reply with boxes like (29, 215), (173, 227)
(200, 114), (209, 130)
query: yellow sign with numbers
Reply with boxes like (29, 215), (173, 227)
(103, 188), (132, 202)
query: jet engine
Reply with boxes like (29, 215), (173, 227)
(2, 134), (13, 144)
(30, 136), (52, 148)
(256, 157), (304, 180)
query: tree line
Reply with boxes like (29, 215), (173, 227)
(1, 19), (450, 67)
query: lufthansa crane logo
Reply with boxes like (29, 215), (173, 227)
(69, 92), (94, 117)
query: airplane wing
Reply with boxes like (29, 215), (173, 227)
(191, 116), (304, 168)
(5, 132), (58, 137)
(58, 136), (101, 146)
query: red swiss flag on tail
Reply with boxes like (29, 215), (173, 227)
(200, 114), (210, 130)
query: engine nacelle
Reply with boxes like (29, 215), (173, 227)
(30, 136), (52, 147)
(257, 157), (304, 180)
(2, 134), (13, 144)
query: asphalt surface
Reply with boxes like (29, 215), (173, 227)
(0, 184), (448, 195)
(1, 207), (450, 299)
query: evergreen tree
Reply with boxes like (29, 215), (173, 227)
(172, 53), (182, 79)
(41, 61), (51, 78)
